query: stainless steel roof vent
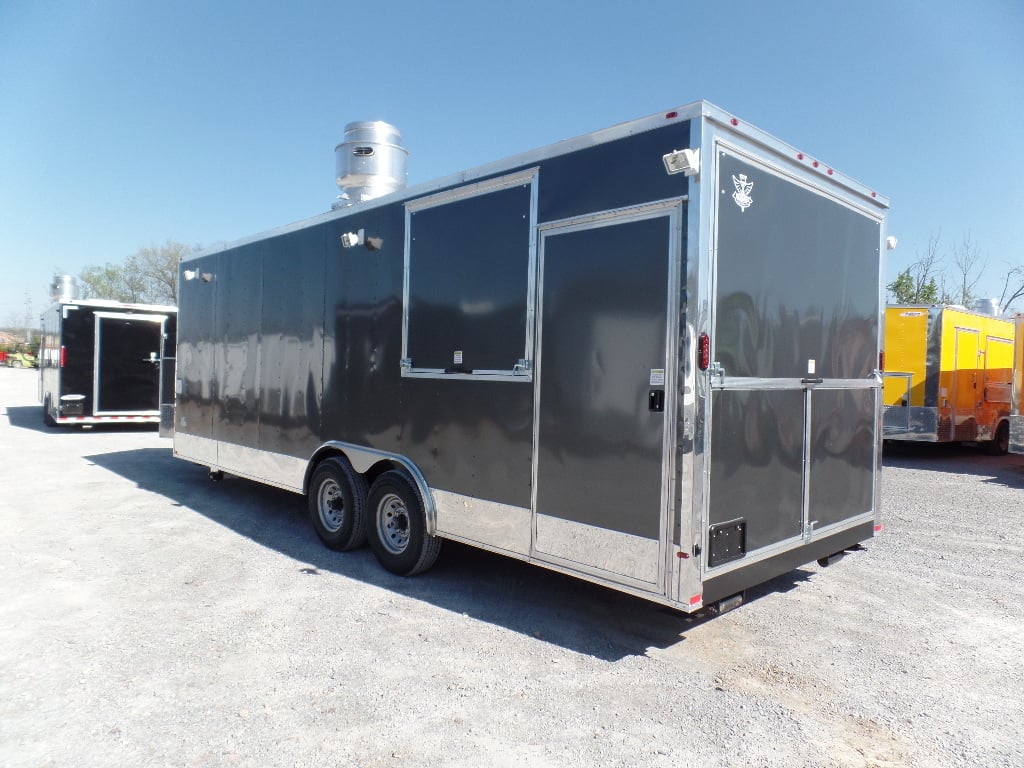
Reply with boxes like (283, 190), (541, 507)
(333, 121), (408, 209)
(973, 297), (999, 316)
(50, 274), (78, 303)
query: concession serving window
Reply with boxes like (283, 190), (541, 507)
(401, 168), (538, 380)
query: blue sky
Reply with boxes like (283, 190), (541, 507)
(1, 0), (1022, 325)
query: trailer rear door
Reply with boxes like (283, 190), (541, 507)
(706, 149), (881, 572)
(94, 312), (166, 415)
(532, 202), (682, 591)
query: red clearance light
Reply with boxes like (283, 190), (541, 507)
(797, 153), (804, 160)
(698, 332), (710, 371)
(730, 118), (739, 126)
(60, 345), (66, 368)
(827, 169), (834, 176)
(871, 192), (877, 198)
(874, 524), (883, 533)
(665, 111), (678, 119)
(812, 160), (820, 168)
(689, 594), (702, 606)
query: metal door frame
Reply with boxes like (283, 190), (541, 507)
(530, 198), (685, 594)
(93, 312), (168, 415)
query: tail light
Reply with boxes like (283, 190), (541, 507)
(698, 332), (710, 371)
(60, 345), (66, 368)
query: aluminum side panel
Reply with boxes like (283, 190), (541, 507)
(175, 253), (220, 441)
(213, 244), (263, 449)
(536, 121), (690, 223)
(55, 305), (98, 413)
(808, 388), (875, 528)
(708, 388), (804, 549)
(257, 228), (326, 459)
(713, 154), (880, 381)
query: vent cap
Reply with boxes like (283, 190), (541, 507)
(333, 121), (408, 209)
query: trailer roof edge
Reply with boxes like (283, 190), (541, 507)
(186, 99), (888, 263)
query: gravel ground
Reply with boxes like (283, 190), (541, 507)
(1, 365), (1023, 768)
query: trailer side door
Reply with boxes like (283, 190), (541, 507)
(532, 202), (683, 592)
(952, 327), (981, 440)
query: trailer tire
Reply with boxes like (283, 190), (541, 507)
(366, 469), (441, 576)
(987, 421), (1010, 456)
(308, 457), (368, 551)
(42, 397), (56, 428)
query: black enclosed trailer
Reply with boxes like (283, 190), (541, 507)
(172, 101), (890, 612)
(39, 299), (177, 427)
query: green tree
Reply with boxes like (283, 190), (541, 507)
(79, 240), (198, 305)
(79, 262), (145, 303)
(887, 268), (939, 304)
(887, 233), (945, 305)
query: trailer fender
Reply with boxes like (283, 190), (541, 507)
(305, 442), (438, 536)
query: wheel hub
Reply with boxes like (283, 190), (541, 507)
(318, 480), (345, 532)
(378, 493), (410, 555)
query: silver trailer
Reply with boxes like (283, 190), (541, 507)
(171, 102), (889, 612)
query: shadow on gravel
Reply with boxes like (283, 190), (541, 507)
(5, 405), (159, 435)
(883, 440), (1024, 488)
(87, 446), (822, 661)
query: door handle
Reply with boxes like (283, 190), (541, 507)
(648, 389), (665, 412)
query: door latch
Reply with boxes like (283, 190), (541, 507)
(648, 389), (665, 412)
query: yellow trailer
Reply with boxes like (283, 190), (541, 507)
(1010, 315), (1024, 454)
(883, 305), (1014, 454)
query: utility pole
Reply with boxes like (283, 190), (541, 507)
(23, 292), (32, 343)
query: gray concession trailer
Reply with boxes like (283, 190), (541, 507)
(172, 101), (889, 611)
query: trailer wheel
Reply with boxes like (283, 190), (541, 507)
(366, 469), (441, 576)
(42, 397), (56, 427)
(308, 457), (368, 551)
(987, 421), (1010, 456)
